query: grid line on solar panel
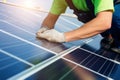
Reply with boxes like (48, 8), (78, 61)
(0, 16), (77, 53)
(0, 12), (93, 49)
(0, 20), (64, 48)
(26, 59), (109, 80)
(96, 49), (117, 59)
(0, 15), (94, 53)
(0, 58), (27, 71)
(0, 49), (34, 66)
(0, 2), (95, 47)
(79, 48), (120, 64)
(85, 44), (120, 65)
(0, 29), (79, 79)
(0, 20), (35, 35)
(0, 30), (57, 65)
(63, 48), (120, 80)
(60, 58), (113, 80)
(0, 30), (59, 55)
(0, 27), (114, 79)
(0, 32), (31, 49)
(2, 43), (54, 64)
(0, 52), (31, 80)
(107, 63), (116, 77)
(0, 29), (80, 80)
(8, 47), (114, 79)
(8, 46), (79, 80)
(0, 2), (96, 49)
(0, 27), (35, 43)
(0, 19), (75, 52)
(25, 59), (76, 80)
(58, 66), (77, 80)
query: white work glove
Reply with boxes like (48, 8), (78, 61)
(37, 29), (65, 43)
(36, 26), (50, 37)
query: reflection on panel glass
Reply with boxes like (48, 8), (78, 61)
(26, 59), (75, 80)
(0, 2), (86, 52)
(0, 32), (23, 48)
(35, 38), (70, 53)
(0, 52), (31, 80)
(96, 49), (120, 63)
(81, 35), (102, 52)
(26, 59), (108, 80)
(64, 48), (120, 80)
(1, 32), (54, 65)
(62, 66), (108, 80)
(0, 15), (70, 53)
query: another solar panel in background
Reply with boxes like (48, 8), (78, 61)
(26, 59), (109, 80)
(64, 48), (120, 80)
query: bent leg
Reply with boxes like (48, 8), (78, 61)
(111, 4), (120, 47)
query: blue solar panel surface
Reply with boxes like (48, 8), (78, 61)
(0, 1), (120, 80)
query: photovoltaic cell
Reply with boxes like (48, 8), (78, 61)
(82, 37), (120, 63)
(0, 2), (91, 51)
(26, 59), (108, 80)
(0, 32), (23, 48)
(96, 49), (119, 61)
(110, 65), (120, 80)
(64, 48), (91, 63)
(0, 17), (70, 53)
(0, 52), (31, 80)
(0, 31), (54, 65)
(81, 35), (120, 64)
(64, 48), (120, 79)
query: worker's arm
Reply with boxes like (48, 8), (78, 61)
(37, 10), (113, 43)
(36, 12), (60, 35)
(65, 10), (113, 42)
(42, 12), (60, 29)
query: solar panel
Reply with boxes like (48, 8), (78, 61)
(64, 48), (120, 79)
(1, 32), (55, 65)
(25, 59), (108, 80)
(0, 52), (31, 80)
(0, 1), (120, 80)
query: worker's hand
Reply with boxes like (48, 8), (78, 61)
(36, 26), (50, 37)
(37, 29), (65, 43)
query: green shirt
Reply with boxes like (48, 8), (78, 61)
(50, 0), (114, 15)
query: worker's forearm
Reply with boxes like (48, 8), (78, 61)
(42, 13), (60, 29)
(65, 23), (102, 42)
(65, 11), (112, 42)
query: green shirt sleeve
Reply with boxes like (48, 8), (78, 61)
(50, 0), (68, 15)
(93, 0), (114, 15)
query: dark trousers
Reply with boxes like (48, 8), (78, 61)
(101, 4), (120, 47)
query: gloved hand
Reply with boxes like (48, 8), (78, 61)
(36, 26), (50, 37)
(37, 29), (65, 43)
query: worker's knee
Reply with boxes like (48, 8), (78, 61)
(112, 4), (120, 29)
